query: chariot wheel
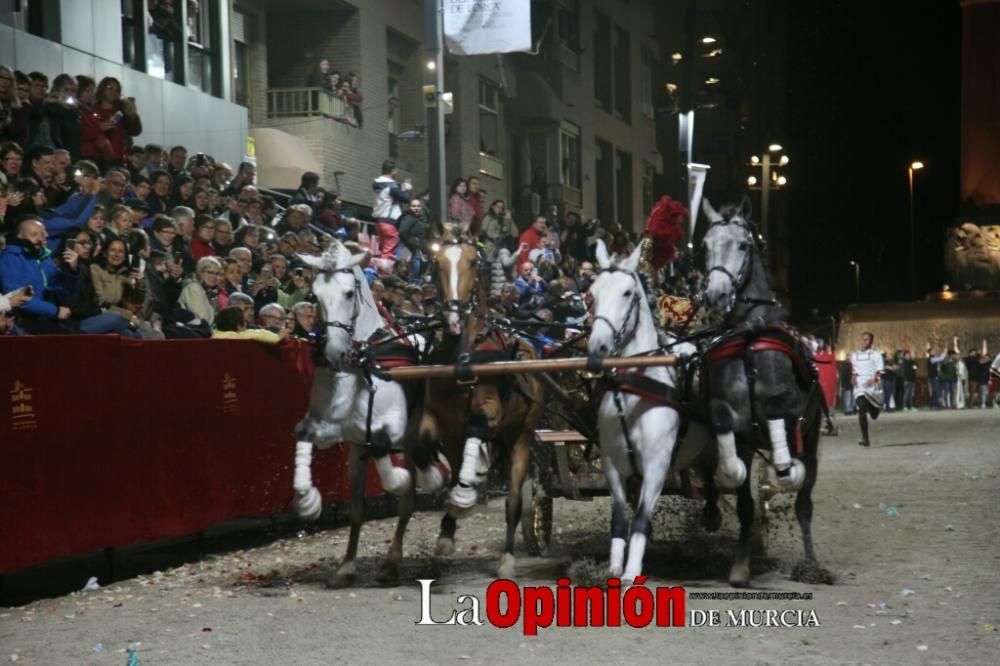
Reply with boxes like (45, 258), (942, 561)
(521, 438), (555, 557)
(751, 456), (774, 558)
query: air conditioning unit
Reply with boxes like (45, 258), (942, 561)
(521, 192), (541, 217)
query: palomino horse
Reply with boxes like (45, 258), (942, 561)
(293, 242), (448, 588)
(699, 199), (823, 586)
(382, 234), (544, 581)
(586, 239), (691, 583)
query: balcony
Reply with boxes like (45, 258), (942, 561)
(266, 87), (358, 126)
(548, 183), (582, 209)
(257, 87), (379, 207)
(478, 152), (504, 180)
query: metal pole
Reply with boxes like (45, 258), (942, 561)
(424, 0), (447, 222)
(854, 263), (860, 304)
(380, 354), (678, 382)
(678, 1), (697, 243)
(761, 153), (771, 240)
(908, 166), (915, 300)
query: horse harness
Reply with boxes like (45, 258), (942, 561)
(702, 326), (816, 455)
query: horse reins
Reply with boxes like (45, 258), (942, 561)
(703, 214), (776, 321)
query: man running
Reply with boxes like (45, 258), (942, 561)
(850, 331), (884, 447)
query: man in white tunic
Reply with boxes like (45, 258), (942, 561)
(850, 331), (884, 447)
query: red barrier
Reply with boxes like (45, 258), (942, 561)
(0, 336), (385, 574)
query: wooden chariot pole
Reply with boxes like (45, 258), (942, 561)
(380, 355), (678, 381)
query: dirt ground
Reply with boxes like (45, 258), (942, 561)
(2, 408), (998, 665)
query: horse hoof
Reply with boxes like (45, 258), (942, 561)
(496, 553), (516, 580)
(607, 564), (624, 579)
(434, 538), (455, 557)
(325, 566), (357, 589)
(294, 486), (322, 522)
(382, 467), (412, 497)
(714, 458), (747, 490)
(702, 504), (723, 532)
(376, 560), (400, 586)
(775, 460), (806, 492)
(416, 459), (451, 492)
(729, 563), (751, 588)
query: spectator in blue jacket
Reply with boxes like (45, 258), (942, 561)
(0, 215), (133, 335)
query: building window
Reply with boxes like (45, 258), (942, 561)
(613, 26), (631, 124)
(146, 0), (184, 82)
(479, 78), (500, 156)
(231, 8), (253, 108)
(187, 0), (219, 95)
(595, 138), (614, 225)
(641, 161), (655, 215)
(592, 11), (612, 111)
(559, 122), (581, 190)
(122, 0), (145, 69)
(615, 149), (633, 228)
(640, 45), (654, 118)
(387, 76), (400, 158)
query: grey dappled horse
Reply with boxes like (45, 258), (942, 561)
(700, 199), (823, 586)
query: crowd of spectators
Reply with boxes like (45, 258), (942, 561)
(838, 345), (999, 413)
(0, 64), (643, 350)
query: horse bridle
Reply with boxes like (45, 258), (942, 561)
(703, 214), (772, 319)
(591, 268), (643, 354)
(435, 238), (482, 325)
(321, 267), (362, 338)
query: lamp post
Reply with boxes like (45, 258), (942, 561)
(907, 160), (924, 300)
(850, 260), (860, 304)
(746, 144), (788, 240)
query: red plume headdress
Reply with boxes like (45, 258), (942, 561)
(643, 195), (687, 270)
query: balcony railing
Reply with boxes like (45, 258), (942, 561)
(478, 152), (504, 180)
(266, 87), (358, 126)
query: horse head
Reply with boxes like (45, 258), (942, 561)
(700, 198), (760, 320)
(587, 239), (646, 359)
(433, 237), (481, 336)
(298, 242), (382, 370)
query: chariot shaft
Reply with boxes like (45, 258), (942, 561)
(380, 354), (677, 381)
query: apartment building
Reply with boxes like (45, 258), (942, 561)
(1, 0), (249, 166)
(252, 0), (662, 229)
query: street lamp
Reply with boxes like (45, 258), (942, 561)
(908, 160), (924, 299)
(746, 145), (789, 239)
(850, 260), (861, 303)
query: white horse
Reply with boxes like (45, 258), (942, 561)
(292, 243), (447, 587)
(587, 240), (683, 583)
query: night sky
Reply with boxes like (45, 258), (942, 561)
(785, 1), (962, 319)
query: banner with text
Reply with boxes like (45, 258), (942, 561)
(444, 0), (532, 55)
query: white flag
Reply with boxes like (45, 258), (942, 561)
(444, 0), (532, 55)
(688, 163), (711, 238)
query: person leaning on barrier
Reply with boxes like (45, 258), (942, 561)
(211, 305), (282, 343)
(257, 302), (287, 334)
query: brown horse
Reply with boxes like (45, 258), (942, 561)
(378, 235), (545, 582)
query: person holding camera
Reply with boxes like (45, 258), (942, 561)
(513, 260), (547, 306)
(87, 77), (141, 170)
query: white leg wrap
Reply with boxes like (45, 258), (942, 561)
(768, 419), (805, 491)
(293, 440), (314, 493)
(609, 537), (626, 577)
(623, 533), (647, 584)
(458, 437), (483, 486)
(768, 419), (792, 470)
(714, 432), (747, 489)
(293, 441), (322, 522)
(374, 455), (411, 496)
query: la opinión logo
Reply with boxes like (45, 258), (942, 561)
(415, 577), (686, 635)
